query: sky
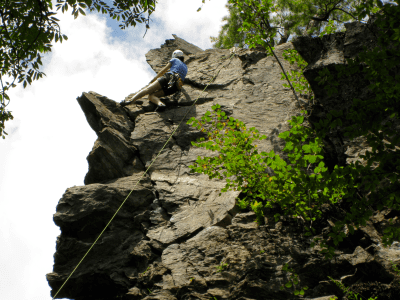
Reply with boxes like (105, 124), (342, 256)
(0, 1), (229, 299)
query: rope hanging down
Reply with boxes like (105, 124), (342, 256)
(52, 53), (235, 299)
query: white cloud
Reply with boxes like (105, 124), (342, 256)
(0, 1), (228, 300)
(153, 0), (228, 49)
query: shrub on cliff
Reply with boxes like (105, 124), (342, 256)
(190, 0), (400, 259)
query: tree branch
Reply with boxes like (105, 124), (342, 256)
(334, 7), (357, 20)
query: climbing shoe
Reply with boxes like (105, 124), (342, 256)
(154, 102), (166, 112)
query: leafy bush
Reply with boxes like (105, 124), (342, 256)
(280, 263), (308, 296)
(188, 0), (400, 259)
(328, 276), (378, 300)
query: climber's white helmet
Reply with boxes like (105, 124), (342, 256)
(172, 49), (184, 59)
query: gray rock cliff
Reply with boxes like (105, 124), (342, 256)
(47, 29), (400, 300)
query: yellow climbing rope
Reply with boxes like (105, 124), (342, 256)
(52, 52), (235, 299)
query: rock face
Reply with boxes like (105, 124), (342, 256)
(291, 14), (400, 171)
(47, 29), (400, 300)
(145, 34), (204, 74)
(77, 92), (143, 185)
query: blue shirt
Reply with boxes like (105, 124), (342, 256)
(167, 58), (188, 81)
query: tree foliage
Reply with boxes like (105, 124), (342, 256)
(0, 0), (156, 139)
(210, 0), (386, 49)
(209, 3), (246, 49)
(192, 0), (400, 260)
(270, 0), (366, 38)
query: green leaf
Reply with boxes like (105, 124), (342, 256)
(279, 131), (290, 139)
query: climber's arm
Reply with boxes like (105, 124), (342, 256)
(150, 62), (172, 83)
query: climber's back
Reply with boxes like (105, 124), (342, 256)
(168, 56), (188, 81)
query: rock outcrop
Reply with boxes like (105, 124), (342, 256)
(47, 26), (400, 300)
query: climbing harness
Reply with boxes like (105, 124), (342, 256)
(153, 72), (184, 111)
(167, 72), (184, 90)
(51, 52), (235, 299)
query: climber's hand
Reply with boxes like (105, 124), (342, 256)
(120, 96), (133, 106)
(123, 93), (136, 103)
(120, 94), (135, 107)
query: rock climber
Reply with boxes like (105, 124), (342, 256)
(121, 49), (188, 108)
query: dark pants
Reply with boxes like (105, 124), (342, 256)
(157, 73), (179, 96)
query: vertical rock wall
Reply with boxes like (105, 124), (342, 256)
(47, 30), (400, 300)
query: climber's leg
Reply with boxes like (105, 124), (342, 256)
(129, 80), (162, 102)
(149, 90), (166, 106)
